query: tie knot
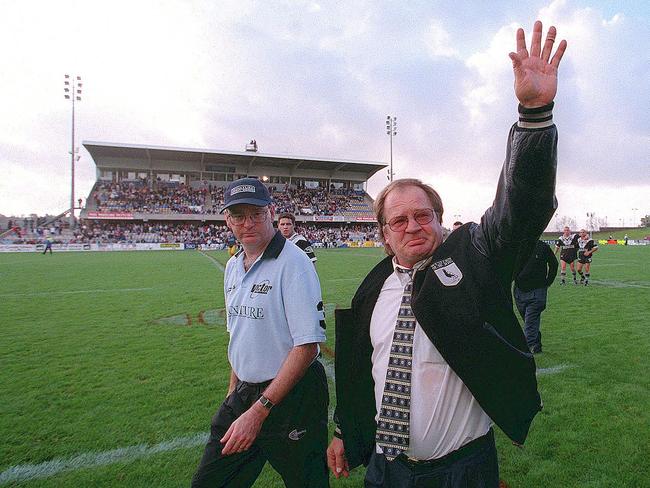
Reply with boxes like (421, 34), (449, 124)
(396, 267), (414, 277)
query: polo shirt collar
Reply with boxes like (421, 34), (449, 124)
(261, 230), (286, 260)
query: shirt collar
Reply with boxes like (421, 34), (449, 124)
(261, 230), (286, 260)
(391, 256), (431, 274)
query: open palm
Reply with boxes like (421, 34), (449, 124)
(510, 21), (567, 108)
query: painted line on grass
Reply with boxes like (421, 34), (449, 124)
(0, 287), (154, 298)
(0, 432), (209, 485)
(199, 250), (226, 272)
(588, 280), (650, 289)
(537, 364), (572, 376)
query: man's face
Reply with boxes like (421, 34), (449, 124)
(563, 227), (571, 236)
(580, 230), (588, 239)
(226, 204), (275, 248)
(278, 217), (295, 238)
(382, 186), (443, 268)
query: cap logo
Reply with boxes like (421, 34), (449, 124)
(230, 184), (256, 195)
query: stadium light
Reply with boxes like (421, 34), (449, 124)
(632, 208), (639, 227)
(64, 74), (82, 226)
(385, 115), (397, 182)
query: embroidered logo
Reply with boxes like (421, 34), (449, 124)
(288, 429), (307, 441)
(250, 280), (273, 298)
(230, 184), (256, 195)
(431, 258), (463, 286)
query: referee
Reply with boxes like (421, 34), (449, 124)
(191, 178), (329, 487)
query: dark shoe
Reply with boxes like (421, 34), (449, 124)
(530, 346), (542, 354)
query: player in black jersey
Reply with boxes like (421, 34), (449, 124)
(277, 213), (317, 264)
(554, 226), (579, 284)
(576, 229), (598, 285)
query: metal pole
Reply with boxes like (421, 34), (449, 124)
(389, 130), (393, 182)
(71, 90), (75, 224)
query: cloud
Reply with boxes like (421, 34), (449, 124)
(0, 0), (647, 223)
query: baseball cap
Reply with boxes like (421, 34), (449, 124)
(221, 178), (272, 212)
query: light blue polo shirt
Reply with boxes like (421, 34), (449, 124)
(224, 231), (326, 383)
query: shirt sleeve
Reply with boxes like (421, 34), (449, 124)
(282, 255), (326, 346)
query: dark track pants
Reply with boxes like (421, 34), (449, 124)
(364, 429), (498, 488)
(513, 286), (547, 352)
(191, 361), (329, 488)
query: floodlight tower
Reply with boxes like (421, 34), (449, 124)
(632, 208), (639, 227)
(64, 74), (82, 226)
(385, 115), (397, 182)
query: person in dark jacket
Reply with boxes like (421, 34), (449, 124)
(326, 20), (567, 488)
(514, 240), (558, 354)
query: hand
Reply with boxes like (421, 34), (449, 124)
(220, 402), (268, 455)
(509, 20), (567, 108)
(327, 437), (350, 478)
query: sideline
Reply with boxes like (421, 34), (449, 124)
(198, 250), (226, 272)
(0, 433), (209, 485)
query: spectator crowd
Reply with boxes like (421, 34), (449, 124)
(91, 181), (370, 217)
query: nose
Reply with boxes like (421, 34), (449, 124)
(242, 215), (257, 228)
(404, 215), (423, 233)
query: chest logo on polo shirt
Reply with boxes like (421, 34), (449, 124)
(250, 279), (273, 299)
(430, 258), (463, 286)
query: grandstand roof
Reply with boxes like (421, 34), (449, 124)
(83, 141), (387, 180)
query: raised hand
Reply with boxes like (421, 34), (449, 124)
(509, 20), (567, 108)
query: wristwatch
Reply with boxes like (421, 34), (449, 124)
(258, 394), (274, 410)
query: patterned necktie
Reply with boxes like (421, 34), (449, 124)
(376, 267), (415, 461)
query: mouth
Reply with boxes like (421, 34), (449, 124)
(406, 238), (425, 247)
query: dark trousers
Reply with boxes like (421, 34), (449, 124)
(364, 430), (499, 488)
(513, 287), (547, 352)
(191, 361), (329, 488)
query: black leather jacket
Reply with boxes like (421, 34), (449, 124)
(334, 105), (558, 469)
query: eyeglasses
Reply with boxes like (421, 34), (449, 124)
(227, 208), (268, 225)
(384, 208), (435, 232)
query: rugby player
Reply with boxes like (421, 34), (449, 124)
(554, 226), (579, 284)
(576, 229), (598, 285)
(277, 212), (317, 264)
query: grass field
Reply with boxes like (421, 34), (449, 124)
(1, 245), (649, 487)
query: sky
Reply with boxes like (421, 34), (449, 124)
(0, 0), (648, 231)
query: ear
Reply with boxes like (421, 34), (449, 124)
(269, 205), (276, 221)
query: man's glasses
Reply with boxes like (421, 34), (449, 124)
(227, 209), (268, 225)
(384, 209), (435, 232)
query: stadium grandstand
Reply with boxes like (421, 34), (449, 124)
(1, 141), (387, 251)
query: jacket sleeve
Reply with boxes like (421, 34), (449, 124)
(472, 103), (558, 287)
(545, 244), (559, 287)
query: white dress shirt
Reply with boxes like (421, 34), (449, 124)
(370, 259), (492, 460)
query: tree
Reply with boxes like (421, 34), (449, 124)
(555, 215), (577, 232)
(641, 215), (650, 227)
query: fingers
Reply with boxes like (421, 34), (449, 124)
(515, 27), (527, 55)
(327, 438), (350, 478)
(530, 20), (543, 57)
(550, 39), (568, 68)
(509, 52), (522, 70)
(541, 25), (556, 62)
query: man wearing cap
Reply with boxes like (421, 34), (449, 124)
(191, 178), (329, 487)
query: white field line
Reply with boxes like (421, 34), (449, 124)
(0, 432), (209, 485)
(537, 364), (572, 375)
(588, 280), (650, 289)
(199, 250), (226, 272)
(0, 287), (154, 298)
